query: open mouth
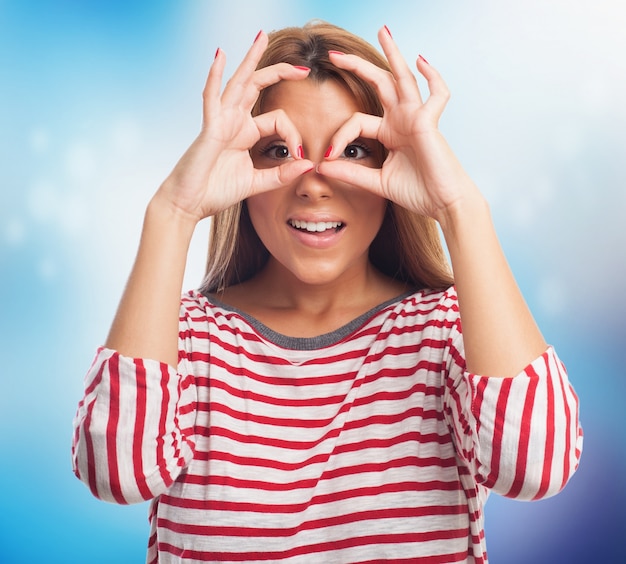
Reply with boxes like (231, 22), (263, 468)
(288, 219), (344, 234)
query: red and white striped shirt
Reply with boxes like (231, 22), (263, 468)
(72, 287), (582, 563)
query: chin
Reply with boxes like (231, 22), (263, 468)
(268, 252), (369, 288)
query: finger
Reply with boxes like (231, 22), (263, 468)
(253, 109), (303, 160)
(416, 55), (451, 117)
(377, 25), (423, 104)
(202, 48), (227, 121)
(316, 159), (383, 196)
(250, 160), (315, 195)
(324, 112), (382, 160)
(253, 63), (311, 91)
(221, 30), (269, 105)
(328, 51), (399, 108)
(240, 63), (310, 109)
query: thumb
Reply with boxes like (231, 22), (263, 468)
(316, 160), (383, 196)
(250, 159), (315, 196)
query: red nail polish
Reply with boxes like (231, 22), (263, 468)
(324, 145), (333, 158)
(293, 66), (310, 72)
(384, 25), (393, 38)
(214, 47), (220, 60)
(328, 50), (345, 56)
(418, 54), (429, 65)
(254, 29), (263, 42)
(297, 145), (304, 159)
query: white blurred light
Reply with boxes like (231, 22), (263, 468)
(110, 118), (142, 156)
(38, 256), (58, 281)
(510, 197), (535, 229)
(532, 176), (557, 207)
(30, 128), (50, 154)
(66, 142), (96, 181)
(4, 218), (26, 246)
(27, 181), (59, 221)
(551, 125), (585, 161)
(537, 276), (568, 316)
(59, 194), (89, 235)
(26, 179), (89, 236)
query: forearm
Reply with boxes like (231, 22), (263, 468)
(105, 194), (197, 366)
(438, 191), (547, 377)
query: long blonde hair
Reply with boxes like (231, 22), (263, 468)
(200, 21), (453, 294)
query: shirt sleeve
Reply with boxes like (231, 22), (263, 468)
(443, 325), (583, 501)
(71, 301), (198, 504)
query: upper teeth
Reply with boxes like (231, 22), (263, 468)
(290, 219), (342, 232)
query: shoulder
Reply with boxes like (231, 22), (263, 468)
(180, 290), (262, 337)
(375, 286), (460, 341)
(396, 286), (459, 316)
(180, 290), (210, 317)
(179, 290), (237, 325)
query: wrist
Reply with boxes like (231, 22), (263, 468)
(435, 191), (490, 241)
(146, 191), (200, 239)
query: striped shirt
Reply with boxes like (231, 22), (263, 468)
(72, 287), (582, 563)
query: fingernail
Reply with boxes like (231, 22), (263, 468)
(214, 47), (220, 60)
(418, 54), (429, 65)
(328, 50), (345, 57)
(293, 65), (310, 72)
(297, 145), (304, 159)
(324, 145), (333, 158)
(305, 166), (315, 174)
(384, 25), (393, 38)
(254, 30), (263, 43)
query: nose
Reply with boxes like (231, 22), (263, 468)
(294, 167), (333, 201)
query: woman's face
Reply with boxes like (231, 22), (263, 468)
(247, 79), (386, 287)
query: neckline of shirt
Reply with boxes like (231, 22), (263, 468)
(200, 289), (419, 351)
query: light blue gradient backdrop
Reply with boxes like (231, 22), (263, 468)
(1, 1), (624, 562)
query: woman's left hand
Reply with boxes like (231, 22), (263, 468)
(319, 27), (550, 379)
(317, 26), (481, 223)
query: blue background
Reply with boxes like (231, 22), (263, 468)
(1, 1), (624, 562)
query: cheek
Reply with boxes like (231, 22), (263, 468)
(247, 195), (273, 224)
(246, 196), (281, 247)
(363, 197), (388, 227)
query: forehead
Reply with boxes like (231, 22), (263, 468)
(261, 79), (360, 121)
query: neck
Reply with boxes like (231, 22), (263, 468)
(266, 261), (372, 315)
(216, 257), (409, 338)
(253, 257), (405, 316)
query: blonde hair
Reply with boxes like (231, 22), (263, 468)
(200, 21), (453, 294)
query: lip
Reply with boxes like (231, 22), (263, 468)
(287, 213), (344, 224)
(286, 216), (346, 249)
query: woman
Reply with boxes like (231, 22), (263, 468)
(72, 21), (582, 562)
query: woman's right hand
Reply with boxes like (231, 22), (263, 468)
(153, 31), (313, 224)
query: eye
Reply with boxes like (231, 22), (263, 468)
(259, 142), (291, 160)
(342, 142), (371, 160)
